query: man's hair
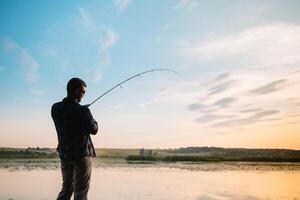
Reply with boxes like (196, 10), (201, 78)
(67, 78), (86, 95)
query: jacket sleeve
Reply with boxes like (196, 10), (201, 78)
(82, 107), (98, 135)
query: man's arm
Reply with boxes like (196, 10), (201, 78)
(82, 107), (98, 135)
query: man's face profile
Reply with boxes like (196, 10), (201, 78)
(75, 85), (86, 102)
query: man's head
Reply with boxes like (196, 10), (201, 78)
(67, 78), (86, 102)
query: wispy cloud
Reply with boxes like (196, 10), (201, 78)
(187, 103), (207, 111)
(98, 28), (119, 66)
(154, 38), (161, 43)
(20, 49), (39, 82)
(100, 29), (119, 51)
(78, 7), (101, 33)
(99, 53), (112, 67)
(179, 23), (300, 68)
(42, 46), (57, 57)
(1, 37), (18, 51)
(182, 69), (299, 132)
(87, 69), (102, 83)
(196, 113), (238, 124)
(31, 89), (44, 96)
(113, 0), (132, 13)
(211, 110), (280, 128)
(239, 108), (263, 113)
(162, 23), (172, 30)
(78, 7), (119, 53)
(77, 7), (120, 82)
(206, 79), (238, 97)
(71, 14), (300, 136)
(212, 73), (230, 82)
(249, 79), (287, 95)
(213, 97), (236, 108)
(171, 0), (198, 12)
(1, 37), (39, 82)
(188, 96), (237, 111)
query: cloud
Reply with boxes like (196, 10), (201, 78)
(249, 79), (287, 95)
(212, 73), (230, 82)
(184, 70), (299, 132)
(19, 49), (39, 82)
(138, 100), (153, 108)
(99, 28), (119, 66)
(199, 72), (239, 98)
(179, 23), (300, 68)
(239, 108), (263, 113)
(213, 97), (236, 108)
(98, 29), (118, 66)
(78, 7), (101, 33)
(211, 110), (280, 128)
(187, 103), (207, 111)
(171, 0), (198, 12)
(1, 37), (18, 51)
(162, 23), (172, 30)
(1, 37), (39, 82)
(100, 29), (119, 51)
(154, 38), (161, 43)
(187, 97), (237, 112)
(78, 7), (120, 66)
(31, 89), (44, 96)
(99, 53), (112, 66)
(113, 0), (132, 13)
(87, 69), (102, 83)
(196, 113), (238, 124)
(42, 46), (56, 57)
(207, 79), (238, 96)
(286, 113), (300, 118)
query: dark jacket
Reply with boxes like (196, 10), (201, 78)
(51, 98), (98, 160)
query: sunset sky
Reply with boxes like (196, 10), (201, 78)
(0, 0), (299, 149)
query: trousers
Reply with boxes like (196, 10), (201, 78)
(56, 156), (92, 200)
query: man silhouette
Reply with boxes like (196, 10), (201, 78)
(51, 78), (98, 200)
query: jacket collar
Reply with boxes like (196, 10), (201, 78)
(63, 97), (79, 104)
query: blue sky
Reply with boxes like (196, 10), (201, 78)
(1, 0), (300, 149)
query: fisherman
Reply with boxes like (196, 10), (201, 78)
(51, 77), (98, 200)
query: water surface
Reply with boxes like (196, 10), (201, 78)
(0, 159), (299, 200)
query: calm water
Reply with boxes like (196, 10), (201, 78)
(0, 160), (299, 200)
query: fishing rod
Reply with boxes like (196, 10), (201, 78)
(87, 68), (179, 107)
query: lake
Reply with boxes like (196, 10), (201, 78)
(0, 159), (299, 200)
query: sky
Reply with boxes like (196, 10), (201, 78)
(0, 0), (300, 149)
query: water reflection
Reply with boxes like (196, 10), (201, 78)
(0, 161), (299, 200)
(196, 193), (263, 200)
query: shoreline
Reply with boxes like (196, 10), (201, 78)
(1, 158), (300, 171)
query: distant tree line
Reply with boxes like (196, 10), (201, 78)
(127, 147), (300, 162)
(0, 147), (58, 158)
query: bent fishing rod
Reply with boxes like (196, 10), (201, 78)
(86, 68), (178, 107)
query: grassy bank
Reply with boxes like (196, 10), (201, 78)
(1, 147), (300, 162)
